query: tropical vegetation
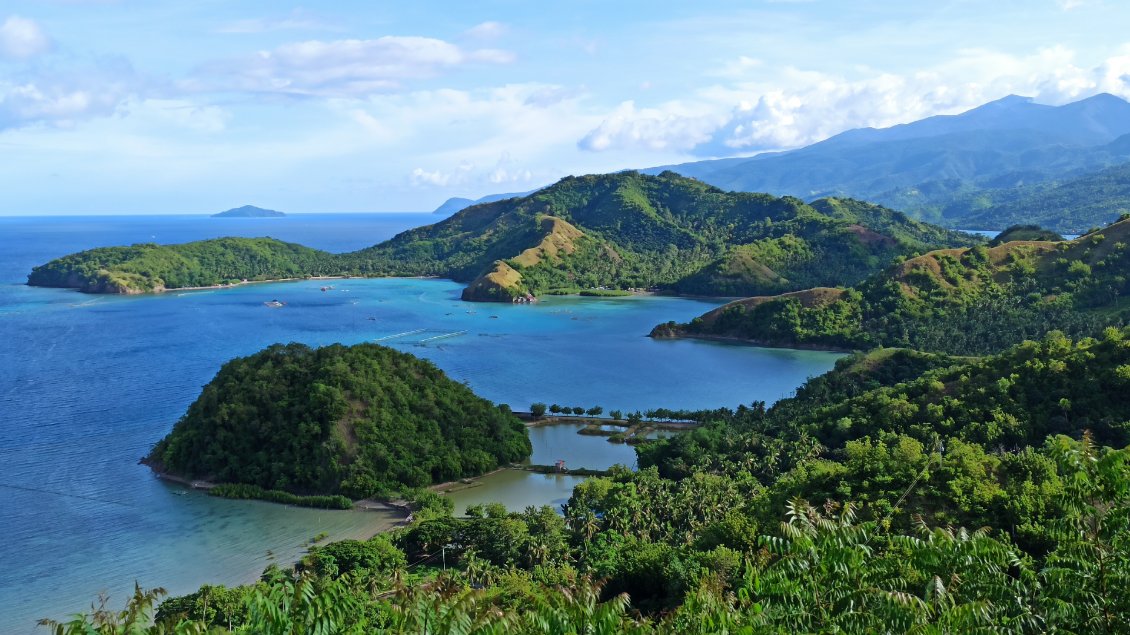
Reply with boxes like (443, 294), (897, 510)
(146, 343), (531, 500)
(46, 328), (1130, 633)
(28, 172), (973, 300)
(658, 216), (1130, 354)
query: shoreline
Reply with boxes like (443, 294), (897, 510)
(164, 275), (352, 293)
(653, 331), (856, 354)
(429, 466), (509, 495)
(28, 273), (449, 296)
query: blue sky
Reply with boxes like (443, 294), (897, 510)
(1, 0), (1129, 214)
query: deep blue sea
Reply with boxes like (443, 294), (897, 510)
(0, 214), (842, 632)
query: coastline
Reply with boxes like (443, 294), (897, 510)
(165, 275), (351, 293)
(654, 331), (856, 354)
(29, 273), (450, 296)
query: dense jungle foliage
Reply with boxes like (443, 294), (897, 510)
(957, 161), (1130, 233)
(660, 216), (1130, 355)
(49, 330), (1130, 633)
(28, 172), (973, 300)
(27, 237), (341, 293)
(147, 343), (531, 499)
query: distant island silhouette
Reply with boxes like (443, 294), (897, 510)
(212, 205), (285, 218)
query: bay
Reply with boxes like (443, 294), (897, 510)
(0, 214), (842, 632)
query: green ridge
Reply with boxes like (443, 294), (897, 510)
(659, 216), (1130, 354)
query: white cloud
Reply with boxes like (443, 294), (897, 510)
(191, 36), (515, 97)
(410, 153), (533, 189)
(216, 9), (338, 34)
(465, 21), (507, 40)
(124, 98), (229, 133)
(578, 101), (720, 152)
(0, 15), (51, 59)
(0, 59), (141, 129)
(410, 166), (453, 186)
(579, 44), (1130, 157)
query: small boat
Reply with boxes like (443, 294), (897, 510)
(489, 315), (499, 319)
(367, 316), (377, 321)
(264, 300), (285, 308)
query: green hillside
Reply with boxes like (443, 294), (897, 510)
(30, 172), (973, 301)
(657, 216), (1130, 354)
(27, 237), (340, 294)
(956, 161), (1130, 233)
(352, 171), (973, 300)
(146, 343), (531, 499)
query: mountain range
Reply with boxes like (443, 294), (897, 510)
(645, 93), (1130, 232)
(431, 191), (533, 216)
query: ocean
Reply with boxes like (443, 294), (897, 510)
(0, 213), (842, 632)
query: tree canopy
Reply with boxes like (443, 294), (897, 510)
(148, 343), (531, 499)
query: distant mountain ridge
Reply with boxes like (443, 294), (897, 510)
(645, 93), (1130, 230)
(213, 205), (285, 218)
(432, 191), (533, 215)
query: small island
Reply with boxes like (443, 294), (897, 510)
(212, 205), (285, 218)
(144, 342), (532, 506)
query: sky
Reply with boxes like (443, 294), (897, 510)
(2, 0), (1130, 214)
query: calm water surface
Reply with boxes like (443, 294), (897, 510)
(0, 214), (842, 632)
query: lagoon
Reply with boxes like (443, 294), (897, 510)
(0, 214), (842, 632)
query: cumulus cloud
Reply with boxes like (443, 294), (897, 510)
(0, 58), (141, 130)
(579, 44), (1130, 157)
(465, 21), (507, 40)
(191, 36), (515, 97)
(410, 153), (536, 189)
(523, 85), (584, 108)
(578, 101), (720, 152)
(0, 15), (51, 59)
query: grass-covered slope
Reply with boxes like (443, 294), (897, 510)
(27, 237), (340, 294)
(146, 343), (531, 499)
(353, 171), (973, 300)
(657, 216), (1130, 354)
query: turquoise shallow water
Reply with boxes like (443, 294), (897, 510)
(0, 214), (842, 632)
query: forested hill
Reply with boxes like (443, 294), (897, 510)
(656, 216), (1130, 355)
(958, 161), (1130, 233)
(350, 171), (973, 300)
(634, 327), (1130, 570)
(146, 343), (531, 499)
(29, 172), (974, 300)
(27, 237), (339, 294)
